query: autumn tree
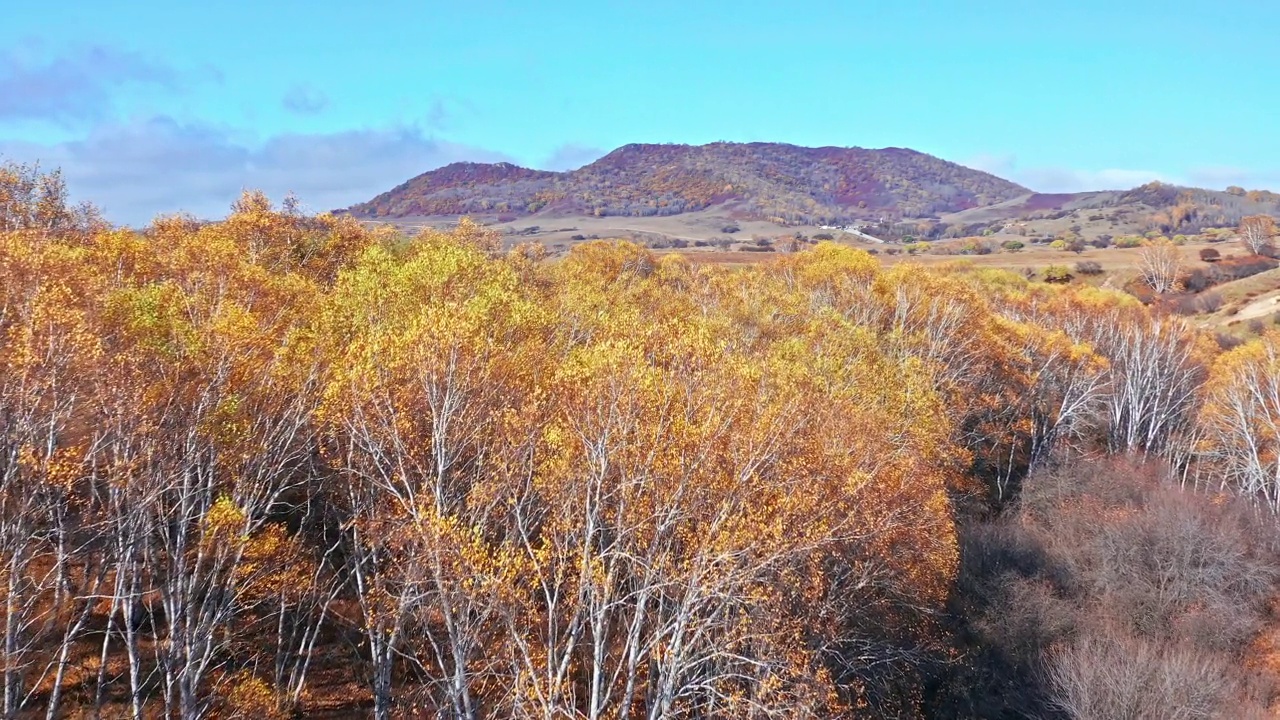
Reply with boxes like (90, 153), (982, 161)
(1138, 238), (1183, 294)
(1239, 215), (1276, 256)
(1197, 333), (1280, 512)
(0, 185), (1260, 718)
(0, 161), (104, 236)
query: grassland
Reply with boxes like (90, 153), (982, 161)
(673, 236), (1280, 336)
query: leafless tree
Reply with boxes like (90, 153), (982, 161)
(1239, 215), (1276, 256)
(1139, 240), (1183, 294)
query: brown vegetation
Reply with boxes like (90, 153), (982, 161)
(946, 457), (1280, 718)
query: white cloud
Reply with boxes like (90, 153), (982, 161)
(965, 153), (1173, 192)
(965, 153), (1018, 178)
(0, 116), (515, 225)
(1185, 166), (1280, 192)
(1018, 167), (1174, 193)
(540, 143), (606, 171)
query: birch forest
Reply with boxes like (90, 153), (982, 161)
(6, 166), (1280, 718)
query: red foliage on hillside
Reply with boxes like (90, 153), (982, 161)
(339, 142), (1030, 224)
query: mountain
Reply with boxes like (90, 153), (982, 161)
(339, 142), (1030, 225)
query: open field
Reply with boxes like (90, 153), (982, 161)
(662, 237), (1280, 334)
(384, 203), (1280, 333)
(378, 209), (877, 251)
(674, 235), (1222, 270)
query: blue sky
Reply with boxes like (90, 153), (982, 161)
(3, 0), (1279, 224)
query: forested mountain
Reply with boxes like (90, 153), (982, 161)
(340, 142), (1030, 224)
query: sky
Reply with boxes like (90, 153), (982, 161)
(3, 0), (1279, 225)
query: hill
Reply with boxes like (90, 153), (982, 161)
(339, 142), (1030, 225)
(933, 183), (1280, 242)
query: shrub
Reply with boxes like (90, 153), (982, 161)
(1200, 247), (1221, 263)
(1165, 294), (1201, 316)
(1212, 255), (1279, 283)
(1181, 268), (1212, 293)
(956, 239), (991, 256)
(1002, 240), (1025, 253)
(1216, 332), (1245, 350)
(1043, 265), (1072, 283)
(721, 224), (740, 234)
(1115, 236), (1144, 248)
(1075, 260), (1103, 275)
(813, 232), (834, 241)
(1048, 239), (1068, 251)
(1091, 234), (1114, 248)
(1050, 635), (1241, 720)
(948, 457), (1280, 718)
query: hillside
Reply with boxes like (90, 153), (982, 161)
(935, 183), (1280, 242)
(339, 142), (1030, 225)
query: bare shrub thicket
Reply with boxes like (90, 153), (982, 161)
(943, 457), (1280, 719)
(1049, 636), (1255, 720)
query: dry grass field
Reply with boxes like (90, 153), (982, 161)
(666, 236), (1280, 335)
(383, 208), (865, 250)
(380, 209), (1280, 335)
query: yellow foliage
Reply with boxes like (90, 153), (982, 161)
(0, 197), (1238, 718)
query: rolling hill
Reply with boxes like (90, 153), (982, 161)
(936, 183), (1280, 242)
(338, 142), (1030, 225)
(338, 142), (1280, 253)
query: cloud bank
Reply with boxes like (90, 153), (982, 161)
(966, 153), (1280, 194)
(1, 117), (515, 225)
(965, 154), (1171, 193)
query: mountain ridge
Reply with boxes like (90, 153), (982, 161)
(339, 141), (1031, 225)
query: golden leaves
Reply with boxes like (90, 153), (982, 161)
(203, 495), (248, 539)
(12, 197), (1228, 717)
